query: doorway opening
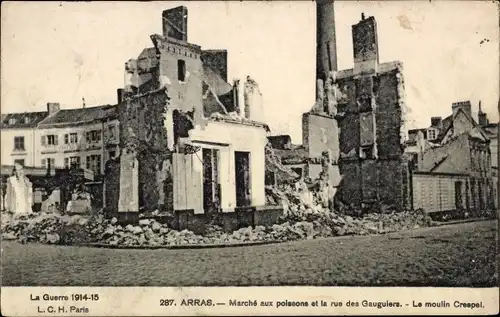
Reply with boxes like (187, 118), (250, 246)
(235, 151), (251, 207)
(203, 148), (221, 213)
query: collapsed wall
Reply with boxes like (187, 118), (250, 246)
(104, 88), (173, 221)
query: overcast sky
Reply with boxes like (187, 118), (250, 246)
(1, 1), (498, 142)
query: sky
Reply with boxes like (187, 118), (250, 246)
(1, 1), (499, 143)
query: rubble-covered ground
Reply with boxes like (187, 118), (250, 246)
(0, 140), (437, 248)
(2, 181), (434, 247)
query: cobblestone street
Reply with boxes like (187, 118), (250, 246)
(2, 220), (497, 287)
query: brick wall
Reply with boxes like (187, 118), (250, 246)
(162, 6), (188, 42)
(336, 64), (405, 212)
(104, 158), (120, 215)
(374, 70), (403, 158)
(118, 89), (174, 213)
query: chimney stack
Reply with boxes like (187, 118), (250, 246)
(352, 14), (379, 75)
(478, 100), (488, 126)
(162, 6), (188, 42)
(316, 0), (338, 86)
(431, 116), (442, 129)
(232, 79), (241, 115)
(117, 88), (124, 104)
(452, 101), (472, 118)
(47, 102), (60, 115)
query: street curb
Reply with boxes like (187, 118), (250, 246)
(431, 218), (496, 227)
(81, 239), (285, 250)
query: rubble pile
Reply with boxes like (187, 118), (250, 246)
(264, 143), (299, 184)
(2, 208), (433, 249)
(1, 211), (103, 245)
(265, 180), (434, 237)
(2, 176), (433, 247)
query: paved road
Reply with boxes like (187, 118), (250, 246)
(2, 220), (498, 286)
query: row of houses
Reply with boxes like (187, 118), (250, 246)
(405, 100), (498, 213)
(1, 103), (119, 176)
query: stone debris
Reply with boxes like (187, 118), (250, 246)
(2, 198), (433, 247)
(1, 162), (433, 248)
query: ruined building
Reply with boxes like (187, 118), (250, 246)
(333, 14), (408, 212)
(268, 3), (408, 213)
(269, 1), (341, 185)
(105, 6), (281, 232)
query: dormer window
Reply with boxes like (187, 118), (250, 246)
(23, 117), (30, 124)
(427, 129), (437, 141)
(8, 118), (16, 125)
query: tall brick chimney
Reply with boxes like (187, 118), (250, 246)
(162, 6), (188, 42)
(352, 14), (379, 75)
(46, 102), (60, 115)
(316, 0), (338, 85)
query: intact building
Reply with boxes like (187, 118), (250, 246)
(1, 110), (49, 167)
(0, 102), (119, 176)
(406, 100), (496, 212)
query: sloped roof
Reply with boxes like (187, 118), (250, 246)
(432, 107), (489, 144)
(202, 81), (228, 117)
(0, 111), (49, 129)
(482, 123), (498, 140)
(202, 64), (235, 115)
(38, 104), (117, 127)
(202, 65), (232, 96)
(433, 115), (453, 143)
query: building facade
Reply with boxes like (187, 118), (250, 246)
(1, 110), (50, 167)
(406, 100), (496, 212)
(1, 102), (119, 177)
